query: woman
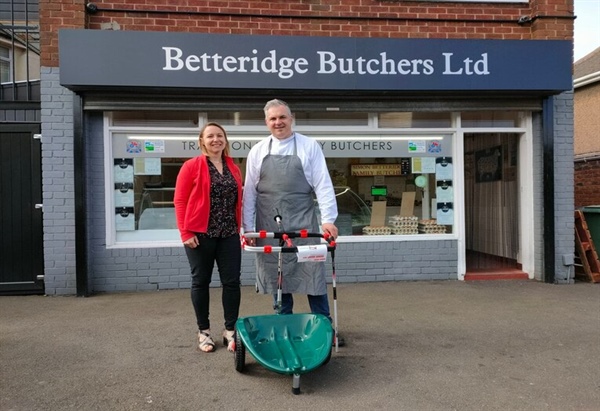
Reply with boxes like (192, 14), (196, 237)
(174, 122), (243, 353)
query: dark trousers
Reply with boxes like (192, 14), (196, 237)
(273, 293), (332, 321)
(185, 234), (241, 331)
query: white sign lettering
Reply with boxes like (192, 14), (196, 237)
(163, 47), (490, 79)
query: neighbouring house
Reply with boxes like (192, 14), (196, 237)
(574, 46), (600, 208)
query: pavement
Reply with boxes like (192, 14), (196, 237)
(1, 280), (599, 411)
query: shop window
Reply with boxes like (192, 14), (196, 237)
(294, 112), (369, 126)
(321, 150), (454, 237)
(111, 111), (199, 127)
(110, 132), (196, 244)
(461, 111), (520, 128)
(208, 110), (370, 127)
(107, 113), (457, 246)
(378, 112), (452, 128)
(207, 111), (265, 126)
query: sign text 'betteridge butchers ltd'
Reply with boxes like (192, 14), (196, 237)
(57, 29), (573, 91)
(162, 47), (490, 79)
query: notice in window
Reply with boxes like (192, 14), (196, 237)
(436, 203), (454, 226)
(114, 183), (134, 207)
(435, 157), (453, 180)
(408, 140), (426, 153)
(134, 157), (162, 175)
(412, 157), (435, 174)
(436, 181), (453, 203)
(114, 159), (134, 183)
(115, 207), (135, 231)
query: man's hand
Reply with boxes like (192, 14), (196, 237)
(322, 223), (338, 240)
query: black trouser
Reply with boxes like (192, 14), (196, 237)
(185, 234), (241, 331)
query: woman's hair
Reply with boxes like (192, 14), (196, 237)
(199, 122), (230, 157)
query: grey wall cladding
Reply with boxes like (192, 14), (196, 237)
(552, 91), (575, 284)
(40, 67), (76, 295)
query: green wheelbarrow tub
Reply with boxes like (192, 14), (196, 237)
(235, 313), (333, 375)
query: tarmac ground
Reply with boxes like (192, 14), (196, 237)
(1, 280), (599, 411)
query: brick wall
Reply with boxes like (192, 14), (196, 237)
(575, 160), (600, 207)
(553, 91), (575, 284)
(39, 0), (86, 67)
(40, 67), (77, 295)
(40, 0), (574, 67)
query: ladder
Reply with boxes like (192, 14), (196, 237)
(574, 210), (600, 283)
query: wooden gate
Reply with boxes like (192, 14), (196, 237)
(0, 123), (44, 294)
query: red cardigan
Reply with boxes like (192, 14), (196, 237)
(174, 155), (243, 242)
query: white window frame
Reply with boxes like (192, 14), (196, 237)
(103, 110), (531, 263)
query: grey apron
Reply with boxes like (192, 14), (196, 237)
(255, 136), (327, 295)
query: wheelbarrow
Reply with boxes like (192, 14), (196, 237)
(235, 226), (339, 394)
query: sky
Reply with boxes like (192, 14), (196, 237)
(574, 0), (600, 61)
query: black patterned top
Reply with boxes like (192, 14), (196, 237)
(199, 161), (239, 238)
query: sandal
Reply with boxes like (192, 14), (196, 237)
(197, 330), (216, 353)
(222, 330), (236, 352)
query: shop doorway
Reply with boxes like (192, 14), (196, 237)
(464, 133), (525, 275)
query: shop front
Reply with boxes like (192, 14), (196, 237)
(47, 29), (573, 295)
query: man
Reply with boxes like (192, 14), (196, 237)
(243, 99), (344, 346)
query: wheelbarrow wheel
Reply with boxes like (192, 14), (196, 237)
(234, 331), (245, 372)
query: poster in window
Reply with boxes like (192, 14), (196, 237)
(115, 207), (135, 231)
(134, 157), (162, 175)
(436, 202), (454, 225)
(400, 158), (411, 175)
(114, 158), (134, 183)
(412, 157), (435, 174)
(435, 157), (453, 180)
(436, 180), (453, 203)
(114, 182), (134, 207)
(475, 146), (502, 183)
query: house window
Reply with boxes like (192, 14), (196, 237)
(0, 46), (11, 83)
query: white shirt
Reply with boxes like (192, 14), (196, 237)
(243, 132), (338, 232)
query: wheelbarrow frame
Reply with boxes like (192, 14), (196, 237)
(235, 229), (339, 394)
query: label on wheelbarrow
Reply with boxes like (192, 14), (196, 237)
(296, 245), (328, 262)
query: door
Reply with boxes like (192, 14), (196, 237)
(0, 123), (44, 294)
(464, 133), (520, 272)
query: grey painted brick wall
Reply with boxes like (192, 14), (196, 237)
(40, 67), (77, 295)
(530, 92), (575, 284)
(552, 91), (575, 284)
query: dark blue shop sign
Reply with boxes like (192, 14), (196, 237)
(59, 29), (572, 92)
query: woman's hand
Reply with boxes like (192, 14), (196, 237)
(244, 232), (256, 246)
(183, 235), (199, 248)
